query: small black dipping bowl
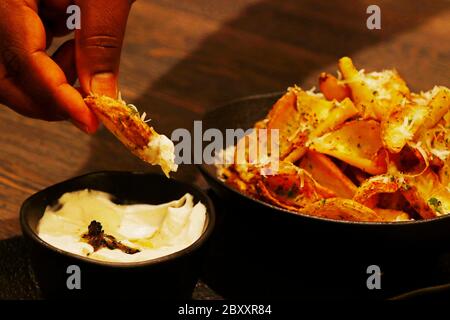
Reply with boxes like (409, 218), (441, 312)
(20, 171), (215, 299)
(198, 93), (450, 300)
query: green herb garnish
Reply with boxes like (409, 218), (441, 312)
(428, 197), (443, 214)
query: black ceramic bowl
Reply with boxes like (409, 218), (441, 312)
(20, 171), (215, 299)
(198, 93), (450, 299)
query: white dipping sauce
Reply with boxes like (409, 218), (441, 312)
(37, 190), (207, 263)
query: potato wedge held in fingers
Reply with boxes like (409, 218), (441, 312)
(309, 120), (387, 175)
(85, 95), (178, 177)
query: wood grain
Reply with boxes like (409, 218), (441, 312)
(0, 0), (449, 239)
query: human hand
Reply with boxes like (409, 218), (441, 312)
(0, 0), (134, 133)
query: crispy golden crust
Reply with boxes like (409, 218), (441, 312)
(353, 174), (402, 208)
(85, 95), (177, 177)
(372, 208), (411, 222)
(217, 57), (450, 222)
(299, 198), (381, 222)
(299, 150), (357, 198)
(319, 72), (351, 102)
(85, 95), (155, 150)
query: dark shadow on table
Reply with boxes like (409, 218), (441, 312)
(0, 236), (221, 299)
(0, 237), (40, 299)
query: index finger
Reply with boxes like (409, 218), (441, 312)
(0, 1), (98, 132)
(75, 0), (134, 98)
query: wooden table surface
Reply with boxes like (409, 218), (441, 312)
(0, 0), (449, 239)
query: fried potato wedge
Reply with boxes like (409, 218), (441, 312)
(85, 95), (177, 177)
(381, 102), (428, 153)
(401, 169), (450, 218)
(353, 174), (402, 208)
(439, 160), (450, 188)
(319, 72), (351, 102)
(312, 98), (359, 139)
(418, 126), (450, 164)
(255, 161), (335, 210)
(218, 57), (450, 222)
(338, 57), (410, 121)
(373, 208), (411, 222)
(265, 90), (303, 158)
(382, 86), (450, 153)
(309, 120), (387, 175)
(299, 198), (381, 222)
(377, 191), (410, 212)
(265, 87), (358, 162)
(284, 88), (358, 162)
(415, 86), (450, 136)
(389, 144), (429, 175)
(299, 150), (357, 198)
(218, 167), (254, 195)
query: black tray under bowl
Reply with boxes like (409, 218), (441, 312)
(198, 93), (450, 300)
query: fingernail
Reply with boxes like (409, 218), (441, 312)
(91, 73), (117, 98)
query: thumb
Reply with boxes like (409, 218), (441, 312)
(75, 0), (134, 98)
